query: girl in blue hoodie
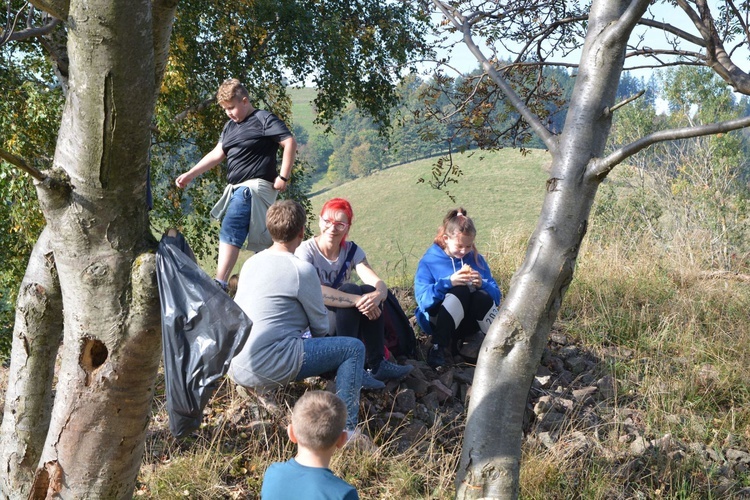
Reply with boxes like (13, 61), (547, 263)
(414, 208), (501, 368)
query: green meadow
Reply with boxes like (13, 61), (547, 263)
(308, 149), (551, 285)
(287, 86), (321, 135)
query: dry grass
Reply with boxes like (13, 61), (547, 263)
(134, 229), (750, 498)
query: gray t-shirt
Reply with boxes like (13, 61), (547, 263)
(229, 249), (328, 390)
(295, 238), (367, 287)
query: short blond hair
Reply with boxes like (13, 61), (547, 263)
(291, 391), (346, 451)
(216, 78), (250, 103)
(266, 200), (306, 243)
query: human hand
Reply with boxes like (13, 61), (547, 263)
(356, 292), (382, 320)
(175, 172), (193, 189)
(273, 177), (287, 192)
(450, 265), (481, 288)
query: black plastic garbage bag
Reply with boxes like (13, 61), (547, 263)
(156, 231), (252, 438)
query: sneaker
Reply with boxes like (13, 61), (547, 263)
(344, 429), (377, 452)
(361, 369), (386, 390)
(427, 345), (446, 368)
(372, 358), (413, 382)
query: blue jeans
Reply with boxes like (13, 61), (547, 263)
(219, 186), (252, 247)
(295, 336), (364, 430)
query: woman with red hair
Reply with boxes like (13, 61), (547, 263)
(295, 198), (412, 388)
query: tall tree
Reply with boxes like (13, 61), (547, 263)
(425, 0), (750, 497)
(0, 1), (430, 497)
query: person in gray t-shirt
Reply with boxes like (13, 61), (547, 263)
(295, 198), (413, 385)
(229, 200), (364, 431)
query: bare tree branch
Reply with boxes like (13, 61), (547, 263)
(431, 0), (559, 153)
(676, 0), (750, 93)
(28, 0), (67, 21)
(1, 1), (27, 46)
(725, 0), (750, 43)
(636, 18), (706, 46)
(611, 0), (652, 37)
(603, 90), (644, 117)
(0, 147), (48, 182)
(590, 115), (750, 179)
(4, 16), (58, 43)
(173, 97), (214, 122)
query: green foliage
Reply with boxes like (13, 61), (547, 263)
(605, 68), (750, 271)
(147, 0), (431, 262)
(0, 38), (64, 357)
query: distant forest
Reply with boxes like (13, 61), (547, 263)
(293, 69), (674, 187)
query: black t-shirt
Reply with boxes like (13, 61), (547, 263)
(220, 109), (293, 184)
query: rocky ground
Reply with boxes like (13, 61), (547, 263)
(3, 324), (750, 497)
(141, 322), (750, 498)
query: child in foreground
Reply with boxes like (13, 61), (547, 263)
(261, 391), (359, 500)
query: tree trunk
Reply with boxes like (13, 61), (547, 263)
(0, 0), (176, 496)
(0, 228), (63, 498)
(456, 0), (649, 497)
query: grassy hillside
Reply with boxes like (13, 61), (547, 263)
(287, 86), (320, 136)
(309, 148), (551, 285)
(285, 83), (552, 281)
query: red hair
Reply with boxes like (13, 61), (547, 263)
(320, 198), (353, 246)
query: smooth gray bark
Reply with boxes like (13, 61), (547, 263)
(445, 0), (750, 497)
(1, 0), (176, 497)
(455, 0), (650, 497)
(0, 228), (63, 498)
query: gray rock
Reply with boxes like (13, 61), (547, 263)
(557, 370), (576, 385)
(451, 381), (461, 399)
(534, 395), (554, 415)
(537, 410), (566, 431)
(453, 369), (474, 385)
(650, 433), (676, 451)
(407, 363), (429, 381)
(536, 365), (553, 377)
(421, 392), (441, 411)
(546, 356), (565, 373)
(549, 331), (567, 345)
(429, 379), (453, 403)
(559, 345), (579, 359)
(705, 446), (722, 463)
(538, 431), (558, 449)
(630, 436), (650, 455)
(564, 355), (588, 374)
(727, 449), (750, 463)
(534, 375), (553, 389)
(394, 388), (417, 413)
(438, 370), (454, 389)
(403, 376), (430, 396)
(400, 421), (428, 446)
(595, 375), (617, 401)
(572, 386), (597, 403)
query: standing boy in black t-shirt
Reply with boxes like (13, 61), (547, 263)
(175, 78), (296, 290)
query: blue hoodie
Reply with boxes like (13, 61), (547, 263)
(414, 243), (501, 335)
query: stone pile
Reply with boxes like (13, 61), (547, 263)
(218, 326), (750, 496)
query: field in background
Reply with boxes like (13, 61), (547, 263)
(223, 148), (551, 286)
(308, 148), (550, 285)
(286, 86), (551, 285)
(287, 86), (319, 134)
